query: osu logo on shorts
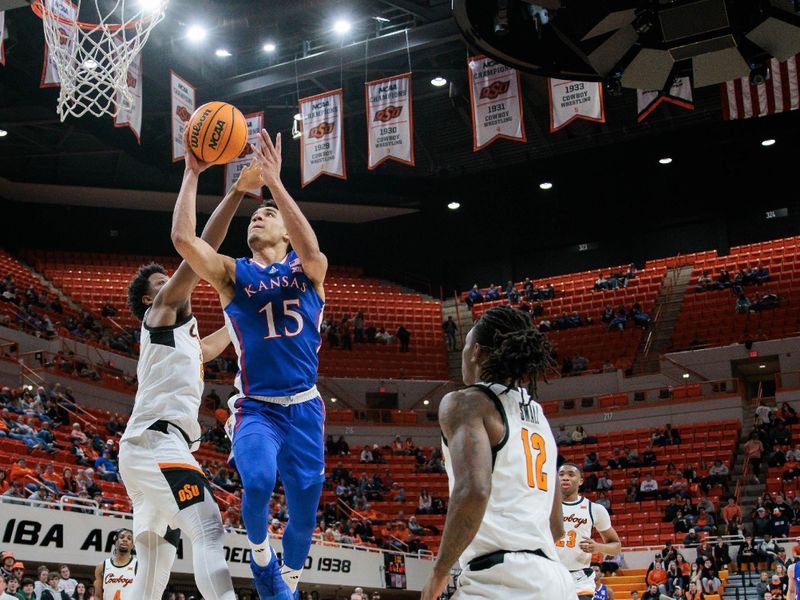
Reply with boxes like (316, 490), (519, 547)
(373, 105), (403, 123)
(480, 80), (510, 100)
(177, 483), (201, 503)
(175, 106), (192, 122)
(308, 122), (335, 139)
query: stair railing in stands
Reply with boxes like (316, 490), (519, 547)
(736, 381), (764, 506)
(338, 498), (411, 553)
(452, 291), (465, 350)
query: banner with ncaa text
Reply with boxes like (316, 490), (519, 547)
(170, 70), (196, 162)
(113, 49), (143, 143)
(548, 78), (605, 132)
(300, 89), (346, 187)
(224, 112), (263, 198)
(365, 72), (414, 169)
(468, 55), (526, 151)
(40, 0), (79, 87)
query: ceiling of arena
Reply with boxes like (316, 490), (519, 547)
(0, 0), (798, 222)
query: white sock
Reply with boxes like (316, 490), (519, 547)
(281, 566), (303, 592)
(250, 539), (272, 567)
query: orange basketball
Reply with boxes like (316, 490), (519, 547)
(187, 101), (248, 165)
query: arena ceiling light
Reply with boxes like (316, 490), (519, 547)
(186, 25), (208, 42)
(539, 181), (553, 190)
(373, 16), (390, 23)
(0, 129), (7, 137)
(215, 48), (232, 58)
(448, 202), (461, 210)
(761, 138), (776, 147)
(423, 400), (430, 406)
(659, 157), (673, 164)
(431, 76), (448, 87)
(138, 0), (163, 13)
(333, 19), (352, 35)
(330, 397), (338, 403)
(682, 373), (690, 379)
(262, 42), (277, 53)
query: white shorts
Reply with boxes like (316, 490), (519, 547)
(119, 425), (210, 540)
(570, 568), (597, 598)
(455, 552), (578, 600)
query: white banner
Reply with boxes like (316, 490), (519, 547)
(0, 504), (433, 589)
(467, 55), (526, 151)
(0, 12), (5, 66)
(548, 78), (606, 132)
(299, 89), (346, 187)
(223, 112), (263, 198)
(637, 76), (694, 122)
(40, 0), (79, 88)
(365, 72), (414, 169)
(113, 50), (143, 143)
(170, 70), (196, 162)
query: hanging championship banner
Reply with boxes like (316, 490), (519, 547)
(0, 12), (6, 66)
(299, 89), (346, 187)
(365, 72), (414, 169)
(113, 50), (143, 142)
(467, 55), (526, 151)
(637, 77), (694, 122)
(170, 70), (196, 162)
(224, 112), (263, 198)
(548, 78), (605, 132)
(40, 0), (79, 88)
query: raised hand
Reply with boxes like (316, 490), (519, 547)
(234, 160), (263, 193)
(182, 126), (213, 176)
(252, 129), (282, 188)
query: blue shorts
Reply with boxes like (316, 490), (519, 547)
(228, 397), (326, 489)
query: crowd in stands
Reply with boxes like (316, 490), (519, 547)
(693, 264), (783, 316)
(320, 312), (412, 353)
(0, 556), (90, 600)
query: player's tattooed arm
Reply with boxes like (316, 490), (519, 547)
(423, 390), (493, 597)
(93, 562), (104, 600)
(201, 326), (231, 362)
(551, 485), (566, 542)
(253, 129), (328, 290)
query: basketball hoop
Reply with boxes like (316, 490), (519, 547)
(31, 0), (169, 121)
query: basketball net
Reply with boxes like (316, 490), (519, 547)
(32, 0), (168, 121)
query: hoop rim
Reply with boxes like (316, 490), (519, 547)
(31, 0), (159, 32)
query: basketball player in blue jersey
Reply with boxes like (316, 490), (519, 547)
(592, 565), (614, 600)
(171, 129), (326, 600)
(788, 561), (800, 600)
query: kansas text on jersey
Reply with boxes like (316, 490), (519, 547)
(224, 251), (324, 398)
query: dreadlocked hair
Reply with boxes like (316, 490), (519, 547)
(473, 305), (554, 398)
(127, 263), (167, 321)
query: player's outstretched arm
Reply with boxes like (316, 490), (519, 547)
(253, 129), (328, 287)
(420, 390), (493, 600)
(160, 160), (262, 309)
(201, 326), (231, 362)
(93, 562), (104, 599)
(171, 130), (236, 299)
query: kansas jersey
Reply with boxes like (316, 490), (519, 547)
(102, 556), (137, 600)
(443, 383), (559, 569)
(593, 584), (608, 600)
(224, 252), (324, 399)
(557, 496), (612, 570)
(121, 312), (203, 448)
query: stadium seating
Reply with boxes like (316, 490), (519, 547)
(22, 250), (449, 380)
(605, 568), (728, 600)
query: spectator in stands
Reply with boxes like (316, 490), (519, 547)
(745, 433), (765, 483)
(572, 354), (589, 373)
(648, 562), (669, 595)
(572, 425), (587, 445)
(642, 447), (657, 467)
(663, 497), (681, 522)
(640, 473), (659, 500)
(596, 472), (613, 491)
(443, 317), (457, 351)
(465, 285), (484, 308)
(695, 270), (713, 292)
(631, 302), (651, 328)
(694, 508), (714, 533)
(768, 444), (786, 468)
(39, 572), (68, 600)
(753, 507), (771, 537)
(760, 533), (779, 569)
(353, 311), (365, 343)
(485, 284), (500, 302)
(707, 460), (729, 488)
(771, 421), (792, 447)
(93, 450), (119, 483)
(335, 436), (350, 455)
(375, 328), (393, 344)
(683, 529), (700, 547)
(777, 402), (798, 426)
(359, 445), (373, 464)
(396, 325), (410, 353)
(504, 281), (520, 305)
(770, 508), (790, 539)
(555, 425), (570, 446)
(418, 488), (432, 514)
(641, 584), (663, 600)
(584, 452), (602, 472)
(752, 290), (781, 312)
(594, 273), (609, 291)
(601, 305), (614, 323)
(756, 572), (772, 598)
(699, 560), (720, 595)
(340, 316), (353, 351)
(736, 293), (751, 313)
(722, 497), (743, 535)
(608, 308), (628, 332)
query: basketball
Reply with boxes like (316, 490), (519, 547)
(186, 101), (248, 165)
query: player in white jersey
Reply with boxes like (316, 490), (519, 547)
(421, 305), (577, 600)
(557, 463), (621, 600)
(119, 156), (263, 600)
(94, 529), (137, 600)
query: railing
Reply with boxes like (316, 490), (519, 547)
(776, 370), (800, 391)
(338, 499), (411, 554)
(452, 290), (466, 350)
(326, 407), (439, 426)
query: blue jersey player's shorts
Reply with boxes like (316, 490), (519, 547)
(227, 396), (326, 490)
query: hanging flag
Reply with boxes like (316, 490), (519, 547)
(467, 55), (526, 151)
(548, 78), (605, 132)
(40, 0), (79, 88)
(0, 12), (6, 66)
(637, 77), (694, 122)
(170, 70), (196, 162)
(113, 50), (143, 142)
(722, 54), (800, 120)
(299, 89), (346, 187)
(365, 72), (414, 169)
(224, 112), (264, 198)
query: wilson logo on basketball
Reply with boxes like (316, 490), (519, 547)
(563, 514), (589, 528)
(480, 80), (510, 100)
(308, 122), (334, 139)
(208, 119), (227, 150)
(178, 483), (201, 502)
(176, 106), (192, 122)
(373, 105), (403, 123)
(104, 573), (134, 587)
(190, 109), (211, 147)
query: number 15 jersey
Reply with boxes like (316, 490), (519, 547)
(224, 252), (324, 399)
